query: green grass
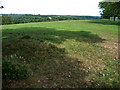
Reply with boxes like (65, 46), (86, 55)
(2, 20), (119, 88)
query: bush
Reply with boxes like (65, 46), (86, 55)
(2, 55), (29, 80)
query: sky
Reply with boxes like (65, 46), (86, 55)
(0, 0), (103, 16)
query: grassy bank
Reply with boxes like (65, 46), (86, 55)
(2, 20), (119, 88)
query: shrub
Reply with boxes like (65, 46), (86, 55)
(2, 55), (29, 80)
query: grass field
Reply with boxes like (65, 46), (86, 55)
(2, 20), (119, 88)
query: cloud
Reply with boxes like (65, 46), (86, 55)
(1, 0), (101, 16)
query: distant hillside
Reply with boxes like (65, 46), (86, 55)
(1, 14), (100, 25)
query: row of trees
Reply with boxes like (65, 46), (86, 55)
(99, 1), (120, 21)
(1, 15), (51, 25)
(1, 14), (100, 25)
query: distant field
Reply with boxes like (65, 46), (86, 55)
(2, 20), (119, 88)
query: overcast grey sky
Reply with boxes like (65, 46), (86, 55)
(0, 0), (103, 16)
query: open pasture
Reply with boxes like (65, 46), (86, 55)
(2, 20), (119, 88)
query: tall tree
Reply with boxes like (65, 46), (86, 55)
(99, 1), (120, 21)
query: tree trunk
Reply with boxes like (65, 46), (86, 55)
(118, 16), (120, 23)
(118, 16), (120, 19)
(113, 16), (115, 21)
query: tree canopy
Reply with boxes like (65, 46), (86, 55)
(99, 1), (120, 21)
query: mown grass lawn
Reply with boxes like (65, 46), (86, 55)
(2, 20), (119, 88)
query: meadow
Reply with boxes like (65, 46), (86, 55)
(2, 20), (119, 88)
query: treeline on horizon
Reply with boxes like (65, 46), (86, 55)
(0, 14), (100, 25)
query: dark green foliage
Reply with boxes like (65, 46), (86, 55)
(99, 1), (120, 20)
(1, 14), (100, 25)
(2, 16), (13, 25)
(89, 19), (119, 25)
(2, 55), (29, 80)
(21, 35), (31, 39)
